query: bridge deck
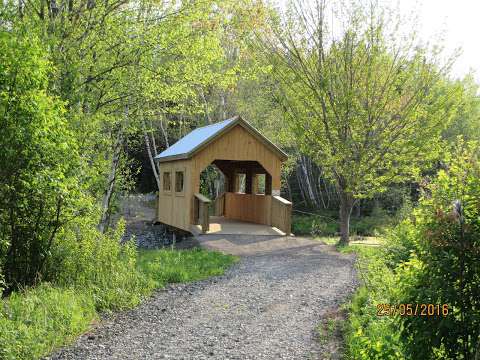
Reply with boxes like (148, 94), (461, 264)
(191, 216), (285, 236)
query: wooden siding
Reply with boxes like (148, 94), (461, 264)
(157, 159), (192, 231)
(224, 192), (272, 225)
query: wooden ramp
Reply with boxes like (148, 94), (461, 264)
(191, 216), (285, 236)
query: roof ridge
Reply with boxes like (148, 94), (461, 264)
(194, 117), (237, 130)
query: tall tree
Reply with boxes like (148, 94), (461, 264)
(260, 0), (460, 244)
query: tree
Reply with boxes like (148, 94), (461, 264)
(260, 0), (459, 244)
(0, 30), (81, 289)
(139, 0), (272, 194)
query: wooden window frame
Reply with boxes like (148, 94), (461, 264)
(174, 168), (186, 196)
(162, 171), (172, 195)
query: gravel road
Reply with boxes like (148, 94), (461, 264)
(50, 239), (357, 360)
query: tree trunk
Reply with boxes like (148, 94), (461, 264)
(144, 129), (161, 191)
(220, 92), (226, 119)
(355, 199), (361, 217)
(338, 187), (354, 246)
(158, 116), (169, 148)
(298, 155), (319, 208)
(200, 87), (212, 124)
(98, 133), (123, 233)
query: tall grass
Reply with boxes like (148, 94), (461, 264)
(341, 245), (405, 359)
(0, 284), (96, 360)
(0, 247), (237, 360)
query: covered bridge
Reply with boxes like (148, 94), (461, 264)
(154, 116), (292, 235)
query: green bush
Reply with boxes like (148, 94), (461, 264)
(0, 30), (82, 290)
(0, 284), (96, 360)
(48, 219), (152, 311)
(398, 141), (480, 359)
(383, 220), (417, 269)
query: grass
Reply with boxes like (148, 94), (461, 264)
(137, 248), (239, 287)
(0, 247), (237, 360)
(314, 238), (406, 360)
(330, 240), (405, 360)
(316, 236), (384, 248)
(292, 212), (394, 237)
(0, 284), (96, 360)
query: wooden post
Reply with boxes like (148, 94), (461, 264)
(252, 174), (259, 194)
(194, 193), (211, 233)
(271, 196), (292, 235)
(265, 173), (272, 195)
(201, 202), (210, 233)
(245, 168), (253, 194)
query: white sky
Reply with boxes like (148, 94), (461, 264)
(276, 0), (480, 84)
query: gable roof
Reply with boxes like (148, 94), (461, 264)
(154, 116), (288, 163)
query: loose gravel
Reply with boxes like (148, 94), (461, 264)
(50, 241), (356, 360)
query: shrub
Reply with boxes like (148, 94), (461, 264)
(398, 141), (480, 359)
(48, 218), (152, 311)
(0, 30), (81, 290)
(383, 220), (418, 269)
(0, 284), (96, 360)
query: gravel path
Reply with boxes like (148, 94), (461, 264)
(50, 240), (357, 360)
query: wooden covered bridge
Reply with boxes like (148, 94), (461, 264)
(154, 116), (292, 236)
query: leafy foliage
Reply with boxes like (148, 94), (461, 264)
(260, 0), (462, 244)
(0, 30), (81, 289)
(398, 141), (480, 359)
(345, 142), (480, 360)
(343, 246), (405, 359)
(47, 219), (152, 311)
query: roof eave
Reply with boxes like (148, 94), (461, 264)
(155, 153), (190, 163)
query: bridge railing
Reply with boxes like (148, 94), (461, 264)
(193, 193), (211, 233)
(271, 196), (292, 235)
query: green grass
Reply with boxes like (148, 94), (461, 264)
(337, 241), (406, 360)
(137, 248), (239, 287)
(0, 247), (237, 360)
(292, 213), (393, 237)
(316, 236), (384, 249)
(0, 284), (96, 360)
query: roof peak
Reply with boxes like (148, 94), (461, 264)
(196, 116), (238, 130)
(154, 115), (287, 162)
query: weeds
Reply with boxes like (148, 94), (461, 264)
(0, 247), (237, 360)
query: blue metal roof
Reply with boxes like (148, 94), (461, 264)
(154, 118), (236, 160)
